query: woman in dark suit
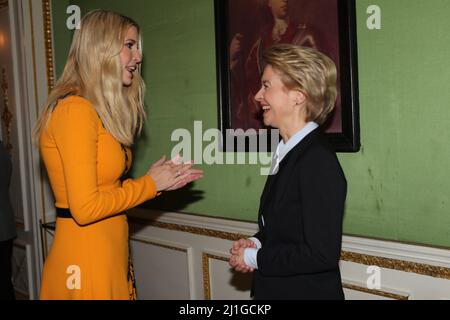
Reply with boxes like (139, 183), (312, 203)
(229, 44), (347, 300)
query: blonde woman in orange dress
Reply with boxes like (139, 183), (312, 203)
(34, 10), (203, 300)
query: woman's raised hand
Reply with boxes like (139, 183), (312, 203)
(146, 155), (203, 192)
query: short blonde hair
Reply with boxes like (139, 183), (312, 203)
(263, 44), (337, 125)
(34, 10), (145, 146)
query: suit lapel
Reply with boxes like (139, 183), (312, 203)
(258, 172), (278, 216)
(258, 128), (320, 219)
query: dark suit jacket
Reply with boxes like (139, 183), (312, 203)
(0, 141), (16, 242)
(252, 128), (347, 300)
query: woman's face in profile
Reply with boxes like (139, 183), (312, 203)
(254, 64), (299, 129)
(120, 26), (142, 87)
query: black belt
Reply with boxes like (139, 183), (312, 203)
(56, 207), (73, 219)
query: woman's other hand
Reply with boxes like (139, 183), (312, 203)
(230, 238), (257, 255)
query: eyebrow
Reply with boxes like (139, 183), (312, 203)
(125, 39), (137, 43)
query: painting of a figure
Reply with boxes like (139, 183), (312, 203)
(229, 0), (341, 132)
(216, 0), (359, 151)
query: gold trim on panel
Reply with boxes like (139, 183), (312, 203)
(130, 217), (450, 280)
(342, 283), (409, 300)
(202, 253), (229, 300)
(0, 0), (8, 10)
(42, 0), (55, 92)
(202, 253), (211, 300)
(1, 67), (13, 152)
(129, 217), (249, 241)
(341, 251), (450, 281)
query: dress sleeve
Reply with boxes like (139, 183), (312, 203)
(50, 99), (158, 225)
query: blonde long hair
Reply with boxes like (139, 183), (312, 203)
(34, 10), (146, 146)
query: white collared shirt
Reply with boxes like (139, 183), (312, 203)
(269, 122), (319, 175)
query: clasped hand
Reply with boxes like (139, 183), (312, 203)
(228, 238), (256, 273)
(146, 155), (203, 192)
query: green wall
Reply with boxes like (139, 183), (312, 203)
(51, 0), (71, 77)
(342, 0), (450, 248)
(52, 0), (450, 248)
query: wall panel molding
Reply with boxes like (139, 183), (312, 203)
(342, 281), (409, 300)
(129, 233), (195, 299)
(129, 208), (450, 280)
(125, 209), (450, 299)
(202, 251), (228, 300)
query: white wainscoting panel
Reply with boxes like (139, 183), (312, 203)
(130, 235), (193, 300)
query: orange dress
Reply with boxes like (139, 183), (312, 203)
(39, 96), (157, 300)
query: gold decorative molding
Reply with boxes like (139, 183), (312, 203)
(0, 0), (8, 10)
(1, 67), (13, 152)
(129, 216), (450, 280)
(342, 283), (409, 300)
(129, 217), (249, 241)
(341, 251), (450, 281)
(202, 253), (229, 300)
(42, 0), (55, 92)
